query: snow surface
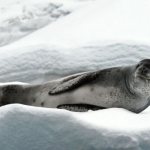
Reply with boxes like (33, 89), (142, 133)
(0, 0), (86, 47)
(1, 104), (150, 150)
(0, 0), (150, 83)
(1, 0), (150, 149)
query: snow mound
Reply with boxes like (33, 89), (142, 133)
(0, 104), (150, 150)
(0, 0), (150, 83)
(0, 43), (149, 83)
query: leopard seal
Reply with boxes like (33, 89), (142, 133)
(0, 59), (150, 113)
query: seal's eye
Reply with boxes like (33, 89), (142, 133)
(135, 63), (150, 80)
(141, 66), (149, 74)
(136, 60), (150, 80)
(144, 64), (150, 69)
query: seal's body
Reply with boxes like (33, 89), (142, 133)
(1, 59), (150, 113)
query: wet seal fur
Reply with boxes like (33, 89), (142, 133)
(1, 59), (150, 113)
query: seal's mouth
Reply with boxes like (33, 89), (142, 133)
(57, 103), (106, 112)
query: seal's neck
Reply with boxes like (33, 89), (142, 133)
(124, 68), (136, 96)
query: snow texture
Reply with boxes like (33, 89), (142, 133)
(0, 0), (84, 47)
(1, 104), (150, 150)
(0, 0), (150, 83)
(1, 0), (150, 149)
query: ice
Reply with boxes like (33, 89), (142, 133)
(0, 104), (150, 150)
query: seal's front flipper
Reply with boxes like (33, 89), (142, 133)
(57, 104), (106, 112)
(49, 71), (98, 95)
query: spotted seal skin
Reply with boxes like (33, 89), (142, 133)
(0, 59), (150, 113)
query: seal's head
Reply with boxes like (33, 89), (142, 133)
(135, 59), (150, 80)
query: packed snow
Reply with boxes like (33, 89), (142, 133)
(1, 104), (150, 150)
(1, 0), (150, 149)
(0, 0), (150, 83)
(0, 0), (88, 47)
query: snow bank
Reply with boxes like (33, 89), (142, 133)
(0, 44), (149, 83)
(0, 0), (150, 83)
(0, 104), (150, 150)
